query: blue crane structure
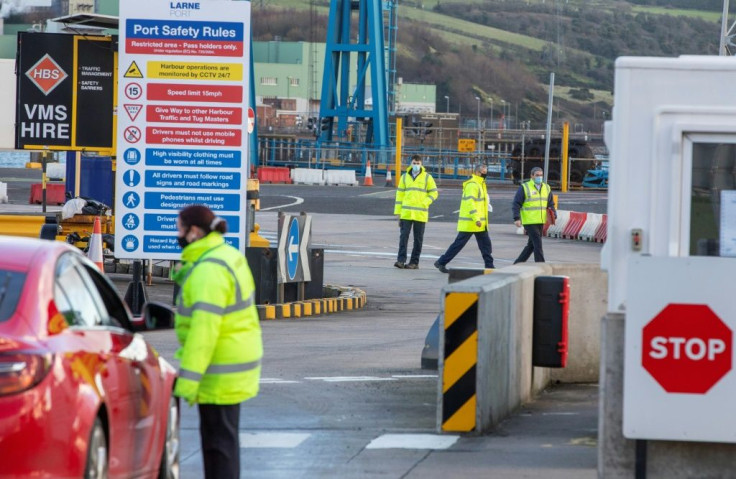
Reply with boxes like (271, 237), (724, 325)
(317, 0), (396, 149)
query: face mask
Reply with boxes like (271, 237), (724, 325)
(177, 228), (191, 249)
(534, 176), (543, 185)
(411, 164), (421, 173)
(479, 172), (487, 179)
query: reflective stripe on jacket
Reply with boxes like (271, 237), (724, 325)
(519, 179), (552, 225)
(393, 166), (438, 222)
(173, 232), (263, 405)
(457, 174), (488, 232)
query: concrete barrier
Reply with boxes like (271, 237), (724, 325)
(578, 213), (603, 241)
(438, 263), (606, 434)
(562, 211), (587, 239)
(324, 169), (358, 186)
(291, 168), (324, 185)
(546, 210), (570, 238)
(0, 182), (7, 204)
(46, 163), (66, 181)
(258, 167), (292, 184)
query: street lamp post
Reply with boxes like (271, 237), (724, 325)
(490, 99), (494, 129)
(500, 99), (506, 130)
(444, 95), (450, 113)
(475, 96), (481, 152)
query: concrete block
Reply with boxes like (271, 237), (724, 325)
(0, 182), (6, 203)
(46, 163), (66, 181)
(324, 169), (358, 186)
(291, 168), (324, 185)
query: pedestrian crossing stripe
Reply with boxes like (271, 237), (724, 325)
(441, 292), (478, 432)
(124, 61), (143, 78)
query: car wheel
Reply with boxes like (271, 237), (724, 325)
(158, 396), (180, 479)
(85, 418), (108, 479)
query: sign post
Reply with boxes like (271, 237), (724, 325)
(115, 1), (252, 258)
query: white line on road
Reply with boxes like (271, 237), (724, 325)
(260, 195), (305, 211)
(391, 374), (438, 379)
(239, 432), (310, 448)
(304, 376), (398, 382)
(366, 434), (459, 450)
(260, 378), (301, 384)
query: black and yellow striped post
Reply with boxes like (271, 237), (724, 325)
(441, 291), (479, 432)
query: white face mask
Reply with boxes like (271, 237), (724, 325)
(411, 164), (421, 173)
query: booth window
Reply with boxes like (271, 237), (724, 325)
(689, 142), (736, 257)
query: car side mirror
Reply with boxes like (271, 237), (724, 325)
(143, 301), (175, 330)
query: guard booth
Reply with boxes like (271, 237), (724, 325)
(601, 55), (736, 477)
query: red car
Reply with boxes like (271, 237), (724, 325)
(0, 236), (179, 478)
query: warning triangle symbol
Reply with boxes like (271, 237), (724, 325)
(124, 61), (143, 78)
(124, 104), (143, 121)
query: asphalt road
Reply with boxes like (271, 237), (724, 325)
(2, 167), (602, 478)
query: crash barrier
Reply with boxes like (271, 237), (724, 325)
(545, 210), (570, 238)
(29, 183), (65, 205)
(594, 215), (607, 243)
(46, 163), (66, 181)
(577, 213), (603, 241)
(291, 168), (325, 185)
(256, 284), (367, 320)
(324, 169), (358, 186)
(544, 210), (607, 243)
(0, 214), (49, 238)
(438, 263), (606, 434)
(258, 167), (292, 184)
(561, 211), (587, 239)
(0, 182), (6, 203)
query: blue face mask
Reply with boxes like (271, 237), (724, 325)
(412, 164), (421, 173)
(533, 176), (543, 185)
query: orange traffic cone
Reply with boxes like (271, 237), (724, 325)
(385, 168), (393, 187)
(363, 160), (374, 186)
(88, 216), (104, 272)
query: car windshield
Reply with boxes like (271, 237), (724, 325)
(0, 269), (26, 322)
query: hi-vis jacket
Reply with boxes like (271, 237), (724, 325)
(514, 179), (554, 225)
(394, 166), (438, 222)
(457, 174), (489, 232)
(173, 232), (262, 405)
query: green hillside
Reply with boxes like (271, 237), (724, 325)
(253, 0), (725, 129)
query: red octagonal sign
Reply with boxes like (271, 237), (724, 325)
(642, 304), (732, 394)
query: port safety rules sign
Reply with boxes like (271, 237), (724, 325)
(115, 0), (251, 259)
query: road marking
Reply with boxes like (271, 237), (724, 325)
(239, 432), (310, 448)
(260, 378), (301, 384)
(430, 215), (444, 219)
(391, 374), (438, 379)
(260, 195), (305, 211)
(366, 434), (459, 450)
(359, 190), (396, 198)
(305, 376), (398, 382)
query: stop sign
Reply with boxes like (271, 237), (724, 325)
(642, 304), (732, 394)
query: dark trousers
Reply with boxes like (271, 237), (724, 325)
(437, 230), (495, 268)
(199, 403), (241, 479)
(397, 219), (426, 264)
(514, 223), (545, 263)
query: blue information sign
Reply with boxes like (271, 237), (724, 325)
(286, 217), (300, 280)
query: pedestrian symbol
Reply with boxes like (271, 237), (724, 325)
(122, 213), (139, 230)
(124, 61), (143, 78)
(123, 148), (141, 165)
(121, 235), (139, 252)
(124, 192), (140, 208)
(124, 169), (141, 187)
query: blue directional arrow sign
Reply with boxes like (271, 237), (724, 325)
(286, 217), (300, 280)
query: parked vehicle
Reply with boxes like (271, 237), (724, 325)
(509, 138), (597, 184)
(0, 236), (179, 478)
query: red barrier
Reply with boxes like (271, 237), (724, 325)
(542, 208), (555, 235)
(561, 211), (587, 239)
(257, 167), (292, 184)
(29, 183), (65, 205)
(594, 214), (608, 243)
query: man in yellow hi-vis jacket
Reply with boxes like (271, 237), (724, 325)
(174, 204), (262, 479)
(434, 164), (495, 272)
(393, 155), (438, 269)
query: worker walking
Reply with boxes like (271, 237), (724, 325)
(394, 154), (438, 269)
(512, 166), (556, 263)
(434, 164), (495, 272)
(173, 204), (263, 479)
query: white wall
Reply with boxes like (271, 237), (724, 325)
(0, 59), (15, 149)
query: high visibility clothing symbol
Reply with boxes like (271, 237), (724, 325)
(124, 61), (143, 78)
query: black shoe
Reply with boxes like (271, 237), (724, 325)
(405, 263), (418, 269)
(394, 261), (405, 269)
(434, 260), (448, 273)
